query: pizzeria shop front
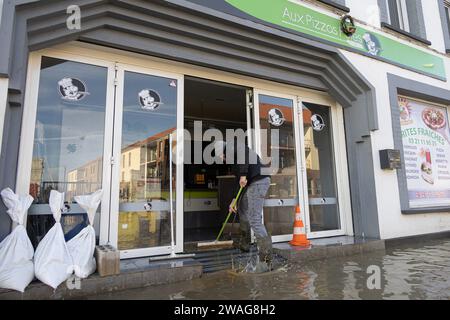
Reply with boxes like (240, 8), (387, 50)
(0, 0), (449, 259)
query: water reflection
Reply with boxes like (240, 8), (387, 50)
(258, 95), (299, 237)
(30, 57), (108, 204)
(90, 239), (450, 300)
(117, 71), (178, 250)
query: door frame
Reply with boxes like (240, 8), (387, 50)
(16, 48), (186, 259)
(252, 89), (353, 241)
(298, 97), (353, 239)
(253, 89), (304, 243)
(109, 63), (185, 259)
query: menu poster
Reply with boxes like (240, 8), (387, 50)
(399, 97), (450, 208)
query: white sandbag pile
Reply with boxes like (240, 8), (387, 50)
(0, 188), (35, 292)
(67, 189), (103, 278)
(34, 190), (74, 289)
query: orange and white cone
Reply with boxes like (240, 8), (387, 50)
(290, 206), (310, 247)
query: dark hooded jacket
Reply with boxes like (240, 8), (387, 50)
(223, 142), (270, 186)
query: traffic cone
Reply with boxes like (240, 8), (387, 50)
(290, 206), (310, 247)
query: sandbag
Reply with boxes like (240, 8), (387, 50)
(67, 189), (103, 278)
(0, 188), (35, 292)
(34, 190), (73, 289)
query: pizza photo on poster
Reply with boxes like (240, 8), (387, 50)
(398, 97), (450, 208)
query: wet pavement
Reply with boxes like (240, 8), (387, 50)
(87, 238), (450, 300)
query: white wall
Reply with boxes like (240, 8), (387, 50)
(341, 0), (450, 239)
(340, 47), (450, 239)
(345, 0), (381, 28)
(345, 0), (448, 53)
(422, 0), (447, 53)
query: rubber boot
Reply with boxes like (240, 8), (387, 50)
(234, 220), (251, 252)
(257, 236), (273, 271)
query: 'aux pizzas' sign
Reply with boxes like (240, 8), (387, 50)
(187, 0), (446, 80)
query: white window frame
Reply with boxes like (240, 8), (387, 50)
(17, 49), (185, 259)
(252, 90), (353, 241)
(109, 63), (184, 259)
(16, 51), (117, 243)
(252, 90), (303, 243)
(298, 98), (352, 239)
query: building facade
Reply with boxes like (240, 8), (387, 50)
(0, 0), (450, 258)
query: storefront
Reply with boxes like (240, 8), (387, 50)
(13, 0), (450, 258)
(13, 43), (355, 258)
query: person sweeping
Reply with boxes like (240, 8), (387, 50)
(214, 140), (273, 272)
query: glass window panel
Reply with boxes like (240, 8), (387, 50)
(30, 57), (107, 202)
(117, 71), (177, 250)
(258, 94), (299, 236)
(27, 56), (108, 246)
(303, 102), (340, 232)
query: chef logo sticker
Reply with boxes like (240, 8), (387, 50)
(139, 89), (162, 110)
(58, 77), (89, 101)
(268, 108), (285, 127)
(362, 33), (382, 56)
(311, 114), (326, 131)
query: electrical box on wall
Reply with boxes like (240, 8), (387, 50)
(379, 149), (402, 170)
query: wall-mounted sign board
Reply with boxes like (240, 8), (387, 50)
(399, 97), (450, 208)
(187, 0), (446, 80)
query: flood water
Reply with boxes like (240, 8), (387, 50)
(89, 239), (450, 300)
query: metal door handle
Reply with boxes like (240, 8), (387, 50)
(144, 203), (152, 211)
(62, 204), (70, 213)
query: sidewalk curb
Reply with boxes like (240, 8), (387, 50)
(273, 240), (386, 262)
(0, 261), (203, 300)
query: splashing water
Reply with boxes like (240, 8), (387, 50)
(231, 252), (289, 274)
(242, 255), (260, 273)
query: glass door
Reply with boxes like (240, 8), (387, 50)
(109, 64), (184, 258)
(253, 91), (303, 242)
(300, 102), (345, 238)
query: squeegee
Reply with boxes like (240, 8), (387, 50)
(197, 186), (245, 249)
